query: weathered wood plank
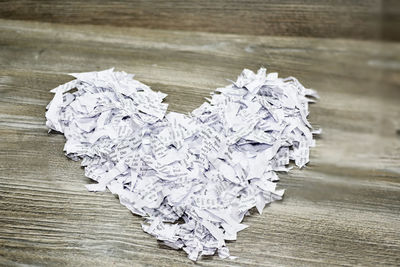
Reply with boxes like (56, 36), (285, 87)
(0, 19), (399, 266)
(0, 0), (389, 40)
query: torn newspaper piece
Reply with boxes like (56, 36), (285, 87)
(45, 67), (319, 261)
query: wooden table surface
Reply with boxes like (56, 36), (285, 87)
(0, 18), (400, 266)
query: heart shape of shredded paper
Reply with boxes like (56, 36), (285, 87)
(45, 67), (318, 261)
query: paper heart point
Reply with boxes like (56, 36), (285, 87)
(45, 67), (319, 261)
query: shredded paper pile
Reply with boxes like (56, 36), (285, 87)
(46, 67), (319, 261)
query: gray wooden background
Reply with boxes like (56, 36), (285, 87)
(0, 1), (399, 266)
(1, 0), (400, 41)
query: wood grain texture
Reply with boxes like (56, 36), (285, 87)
(0, 19), (399, 266)
(0, 0), (390, 40)
(382, 0), (400, 41)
